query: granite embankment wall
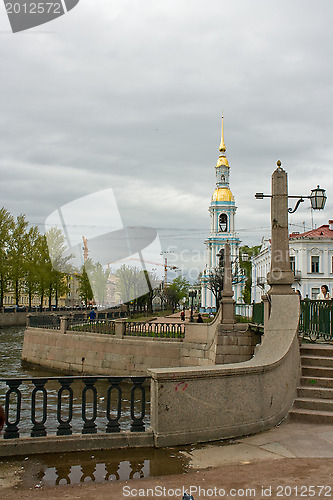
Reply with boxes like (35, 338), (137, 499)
(21, 313), (261, 375)
(0, 312), (27, 327)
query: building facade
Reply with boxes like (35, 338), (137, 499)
(201, 118), (245, 312)
(251, 221), (333, 302)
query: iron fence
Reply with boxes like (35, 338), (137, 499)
(0, 376), (150, 439)
(299, 299), (333, 342)
(125, 322), (185, 339)
(68, 318), (116, 335)
(252, 302), (264, 326)
(28, 314), (61, 330)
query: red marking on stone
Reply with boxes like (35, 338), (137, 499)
(175, 382), (188, 391)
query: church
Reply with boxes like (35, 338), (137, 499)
(200, 118), (245, 312)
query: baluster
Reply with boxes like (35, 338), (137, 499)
(31, 378), (48, 437)
(82, 377), (98, 434)
(130, 377), (146, 432)
(106, 378), (122, 433)
(57, 378), (74, 436)
(4, 379), (22, 439)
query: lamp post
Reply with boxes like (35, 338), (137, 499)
(255, 160), (327, 296)
(189, 290), (197, 322)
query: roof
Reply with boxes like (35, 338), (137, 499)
(290, 224), (333, 240)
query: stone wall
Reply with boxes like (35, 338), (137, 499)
(21, 318), (261, 375)
(22, 329), (184, 375)
(0, 312), (27, 327)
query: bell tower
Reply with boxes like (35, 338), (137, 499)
(201, 117), (244, 311)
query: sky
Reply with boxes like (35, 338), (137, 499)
(0, 0), (332, 281)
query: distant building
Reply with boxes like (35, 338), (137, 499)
(201, 118), (245, 312)
(251, 220), (333, 302)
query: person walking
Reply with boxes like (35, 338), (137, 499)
(89, 308), (97, 321)
(180, 310), (185, 321)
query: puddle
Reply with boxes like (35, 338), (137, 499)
(0, 446), (192, 489)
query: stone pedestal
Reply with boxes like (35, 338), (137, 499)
(267, 164), (294, 295)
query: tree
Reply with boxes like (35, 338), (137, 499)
(87, 261), (110, 306)
(35, 234), (53, 310)
(239, 245), (261, 304)
(46, 227), (74, 309)
(206, 268), (224, 304)
(77, 260), (94, 306)
(0, 208), (14, 308)
(164, 276), (190, 310)
(23, 225), (40, 310)
(7, 214), (29, 306)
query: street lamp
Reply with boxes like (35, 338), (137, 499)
(255, 162), (327, 214)
(189, 289), (197, 323)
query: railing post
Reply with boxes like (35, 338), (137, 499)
(115, 319), (126, 338)
(4, 379), (22, 439)
(31, 378), (48, 437)
(26, 314), (31, 327)
(130, 377), (146, 432)
(60, 316), (69, 334)
(262, 294), (270, 325)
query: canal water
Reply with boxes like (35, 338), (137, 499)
(0, 325), (195, 489)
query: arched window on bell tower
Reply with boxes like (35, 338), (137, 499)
(219, 213), (228, 232)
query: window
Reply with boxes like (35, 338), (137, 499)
(311, 288), (320, 299)
(311, 256), (320, 273)
(219, 213), (228, 232)
(290, 256), (295, 274)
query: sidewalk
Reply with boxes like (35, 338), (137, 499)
(3, 420), (333, 499)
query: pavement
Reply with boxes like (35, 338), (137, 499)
(183, 419), (333, 466)
(3, 419), (333, 498)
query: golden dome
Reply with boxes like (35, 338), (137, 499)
(216, 156), (229, 168)
(212, 188), (234, 202)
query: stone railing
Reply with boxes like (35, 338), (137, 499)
(125, 322), (185, 339)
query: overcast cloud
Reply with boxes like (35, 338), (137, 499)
(0, 0), (332, 278)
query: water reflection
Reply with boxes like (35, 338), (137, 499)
(2, 448), (190, 488)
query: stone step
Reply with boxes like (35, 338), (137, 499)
(302, 366), (333, 378)
(294, 398), (333, 412)
(298, 386), (333, 400)
(301, 344), (333, 358)
(301, 355), (333, 368)
(301, 376), (333, 389)
(289, 408), (333, 424)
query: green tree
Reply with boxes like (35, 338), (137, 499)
(35, 234), (53, 310)
(0, 208), (14, 308)
(239, 245), (261, 304)
(46, 227), (74, 309)
(7, 214), (29, 306)
(77, 261), (94, 306)
(87, 261), (110, 306)
(164, 276), (190, 310)
(23, 225), (40, 310)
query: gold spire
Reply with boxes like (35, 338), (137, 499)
(219, 116), (226, 153)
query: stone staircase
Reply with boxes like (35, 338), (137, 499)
(289, 343), (333, 423)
